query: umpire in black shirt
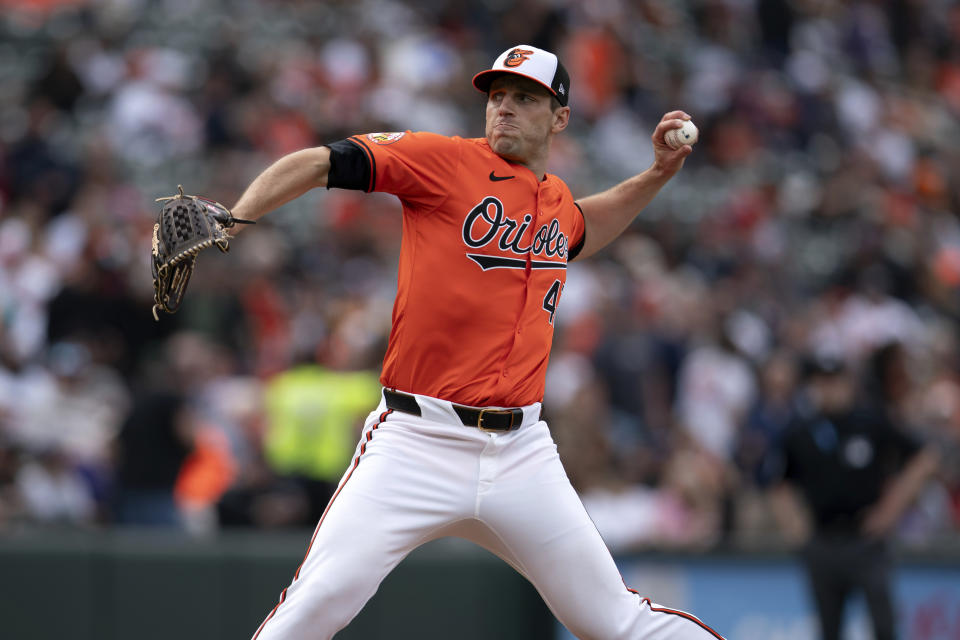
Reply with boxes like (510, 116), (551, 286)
(772, 354), (939, 640)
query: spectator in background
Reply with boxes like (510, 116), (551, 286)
(772, 355), (940, 640)
(13, 341), (128, 470)
(549, 352), (722, 551)
(675, 311), (757, 461)
(113, 391), (194, 527)
(259, 360), (380, 525)
(733, 349), (800, 538)
(218, 351), (380, 527)
(5, 340), (128, 522)
(897, 329), (960, 537)
(15, 447), (94, 526)
(738, 349), (799, 488)
(217, 311), (383, 529)
(214, 378), (310, 529)
(112, 334), (210, 527)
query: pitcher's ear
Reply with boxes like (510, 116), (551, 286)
(552, 106), (570, 134)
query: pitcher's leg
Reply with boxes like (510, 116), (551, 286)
(252, 481), (407, 640)
(252, 409), (475, 640)
(478, 425), (723, 640)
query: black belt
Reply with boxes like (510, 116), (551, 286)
(383, 389), (528, 432)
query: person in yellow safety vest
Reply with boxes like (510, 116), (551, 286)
(263, 365), (381, 524)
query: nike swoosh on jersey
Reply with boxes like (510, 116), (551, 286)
(489, 171), (515, 182)
(467, 254), (566, 271)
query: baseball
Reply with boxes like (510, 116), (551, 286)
(665, 119), (698, 150)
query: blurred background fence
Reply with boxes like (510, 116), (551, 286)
(2, 0), (960, 638)
(2, 531), (959, 639)
(0, 532), (556, 640)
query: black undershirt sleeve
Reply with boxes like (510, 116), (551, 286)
(326, 139), (372, 192)
(568, 202), (587, 261)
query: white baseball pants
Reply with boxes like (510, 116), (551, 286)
(251, 391), (723, 640)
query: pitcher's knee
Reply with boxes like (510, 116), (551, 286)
(307, 569), (376, 613)
(268, 566), (379, 635)
(561, 595), (724, 640)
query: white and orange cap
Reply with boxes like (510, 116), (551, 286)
(472, 45), (570, 107)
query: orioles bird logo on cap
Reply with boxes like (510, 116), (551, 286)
(504, 48), (534, 68)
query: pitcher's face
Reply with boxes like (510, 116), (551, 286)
(485, 75), (568, 165)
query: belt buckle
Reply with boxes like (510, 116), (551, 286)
(477, 408), (514, 432)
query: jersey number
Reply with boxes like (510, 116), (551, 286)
(542, 279), (563, 325)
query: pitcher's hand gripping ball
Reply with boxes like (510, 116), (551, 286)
(150, 185), (254, 320)
(665, 119), (698, 150)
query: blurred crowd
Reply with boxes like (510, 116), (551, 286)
(0, 0), (959, 549)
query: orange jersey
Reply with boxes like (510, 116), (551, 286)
(332, 131), (585, 407)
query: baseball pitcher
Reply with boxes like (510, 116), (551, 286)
(153, 45), (721, 640)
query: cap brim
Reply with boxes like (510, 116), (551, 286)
(471, 69), (558, 99)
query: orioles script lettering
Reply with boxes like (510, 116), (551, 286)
(461, 196), (567, 259)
